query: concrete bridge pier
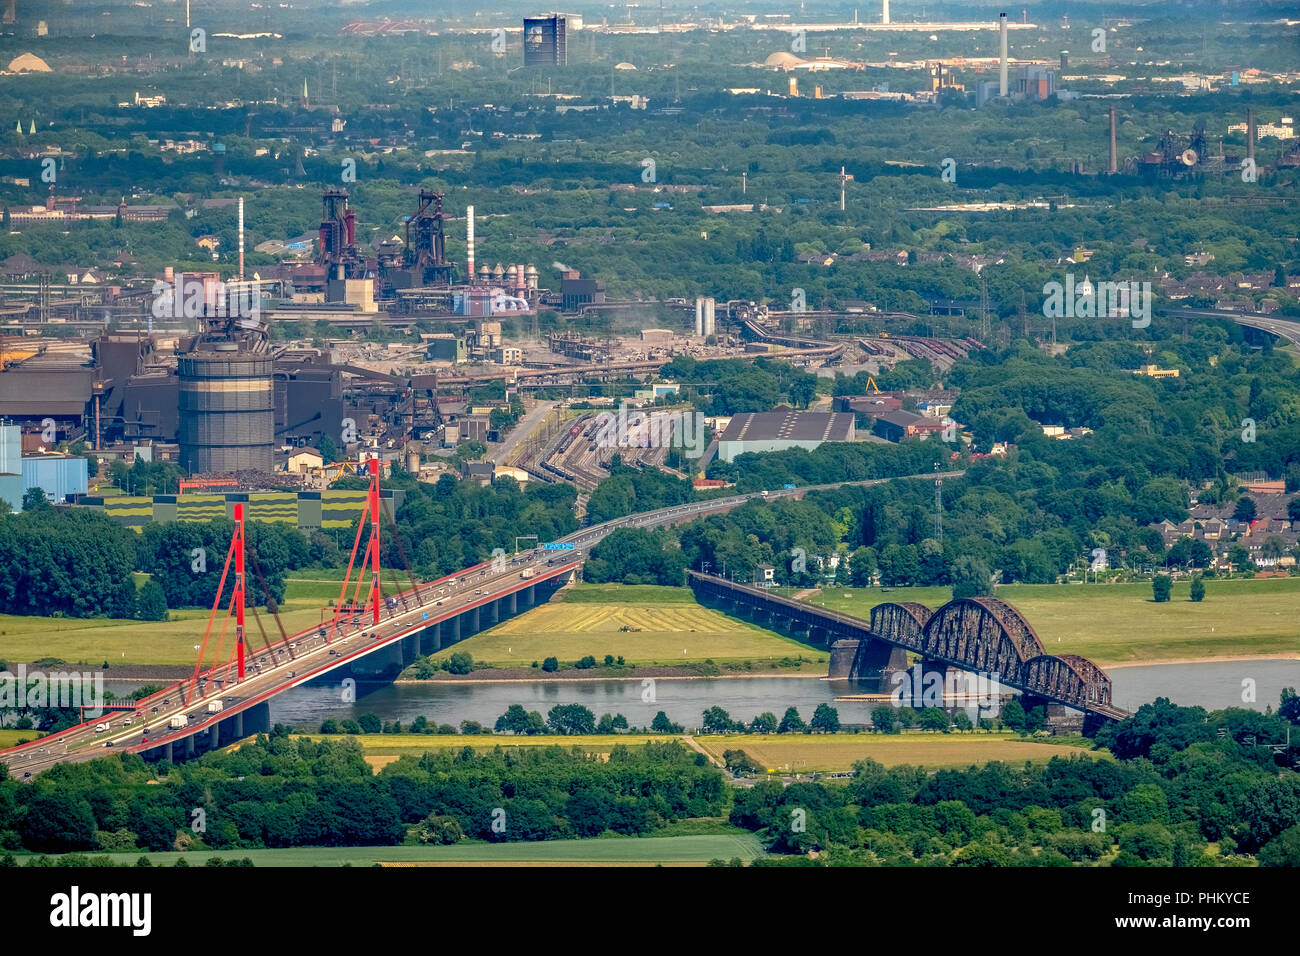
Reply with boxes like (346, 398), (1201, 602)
(847, 639), (909, 692)
(828, 639), (860, 679)
(807, 626), (832, 647)
(1020, 695), (1085, 734)
(164, 741), (174, 763)
(468, 605), (481, 635)
(505, 590), (518, 616)
(419, 621), (442, 656)
(445, 614), (461, 646)
(484, 599), (499, 628)
(184, 735), (195, 758)
(402, 632), (420, 664)
(349, 640), (406, 678)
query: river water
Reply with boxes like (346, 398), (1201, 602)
(152, 658), (1292, 730)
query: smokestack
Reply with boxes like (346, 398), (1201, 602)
(1247, 107), (1256, 163)
(882, 0), (890, 25)
(466, 205), (475, 284)
(1108, 108), (1117, 175)
(999, 13), (1009, 97)
(237, 196), (245, 280)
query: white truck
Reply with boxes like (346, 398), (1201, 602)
(168, 714), (189, 729)
(207, 700), (224, 714)
(520, 568), (536, 579)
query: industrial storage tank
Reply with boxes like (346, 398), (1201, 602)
(177, 343), (275, 474)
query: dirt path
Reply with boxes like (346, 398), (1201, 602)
(791, 588), (819, 601)
(681, 734), (725, 768)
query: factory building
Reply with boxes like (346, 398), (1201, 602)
(715, 410), (855, 463)
(0, 424), (89, 511)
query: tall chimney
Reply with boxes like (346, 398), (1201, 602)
(998, 13), (1009, 97)
(882, 0), (890, 25)
(237, 196), (245, 280)
(1247, 107), (1256, 164)
(1108, 108), (1118, 175)
(466, 204), (475, 284)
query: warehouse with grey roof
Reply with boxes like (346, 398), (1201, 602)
(715, 410), (855, 462)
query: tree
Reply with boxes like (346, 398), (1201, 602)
(414, 813), (464, 845)
(917, 707), (951, 732)
(21, 487), (49, 511)
(1233, 497), (1257, 523)
(1260, 825), (1300, 867)
(1288, 497), (1300, 524)
(810, 703), (840, 733)
(952, 710), (974, 732)
(1001, 698), (1026, 733)
(848, 546), (877, 587)
(650, 711), (682, 733)
(749, 712), (778, 734)
(871, 705), (898, 733)
(357, 713), (382, 734)
(136, 578), (168, 621)
(546, 703), (596, 735)
(445, 651), (473, 675)
(950, 555), (993, 599)
(777, 707), (805, 733)
(1189, 575), (1205, 603)
(495, 704), (545, 735)
(541, 657), (559, 673)
(317, 433), (338, 464)
(19, 791), (98, 852)
(1152, 574), (1172, 603)
(701, 706), (732, 734)
(1279, 688), (1300, 725)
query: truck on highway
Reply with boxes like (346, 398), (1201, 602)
(520, 568), (536, 579)
(168, 715), (189, 729)
(207, 700), (224, 714)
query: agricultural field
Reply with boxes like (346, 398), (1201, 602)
(0, 572), (407, 668)
(294, 733), (677, 770)
(805, 578), (1300, 666)
(693, 732), (1105, 772)
(53, 834), (765, 867)
(427, 584), (821, 669)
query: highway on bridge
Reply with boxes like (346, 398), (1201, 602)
(2, 470), (962, 777)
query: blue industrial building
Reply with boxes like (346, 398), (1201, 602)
(0, 424), (90, 511)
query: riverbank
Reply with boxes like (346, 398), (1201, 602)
(1102, 654), (1300, 670)
(397, 668), (828, 685)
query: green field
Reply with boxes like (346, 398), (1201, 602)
(427, 584), (821, 669)
(693, 732), (1106, 772)
(0, 730), (30, 748)
(0, 571), (408, 668)
(49, 834), (764, 867)
(804, 578), (1300, 666)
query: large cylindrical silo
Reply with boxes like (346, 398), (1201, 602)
(178, 344), (275, 474)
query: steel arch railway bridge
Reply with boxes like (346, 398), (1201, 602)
(687, 572), (1129, 733)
